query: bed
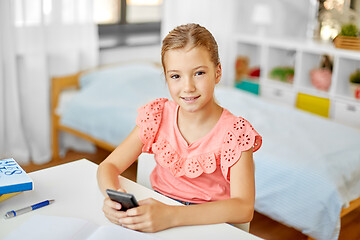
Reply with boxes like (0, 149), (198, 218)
(51, 62), (360, 240)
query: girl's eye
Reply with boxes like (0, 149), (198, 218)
(195, 71), (205, 76)
(171, 74), (180, 79)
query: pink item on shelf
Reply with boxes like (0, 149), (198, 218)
(310, 68), (332, 91)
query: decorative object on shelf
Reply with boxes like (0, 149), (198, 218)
(333, 23), (360, 51)
(349, 69), (360, 100)
(235, 56), (249, 82)
(269, 66), (294, 83)
(248, 67), (260, 78)
(251, 3), (272, 37)
(339, 23), (358, 37)
(310, 54), (333, 91)
(310, 69), (332, 91)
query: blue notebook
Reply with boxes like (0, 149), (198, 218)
(0, 158), (33, 195)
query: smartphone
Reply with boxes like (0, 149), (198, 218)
(106, 189), (139, 211)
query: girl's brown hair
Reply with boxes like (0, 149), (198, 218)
(161, 23), (220, 71)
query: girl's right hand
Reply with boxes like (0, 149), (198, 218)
(102, 188), (127, 224)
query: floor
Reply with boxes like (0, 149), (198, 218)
(21, 147), (360, 240)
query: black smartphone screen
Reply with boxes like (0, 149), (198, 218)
(106, 189), (139, 211)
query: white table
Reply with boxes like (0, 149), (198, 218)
(0, 159), (262, 240)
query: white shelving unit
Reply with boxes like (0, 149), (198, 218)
(230, 34), (360, 129)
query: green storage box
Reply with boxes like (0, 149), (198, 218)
(235, 79), (259, 95)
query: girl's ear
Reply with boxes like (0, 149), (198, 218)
(215, 63), (222, 84)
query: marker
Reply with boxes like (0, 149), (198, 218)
(4, 199), (55, 219)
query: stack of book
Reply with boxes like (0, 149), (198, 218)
(0, 158), (33, 202)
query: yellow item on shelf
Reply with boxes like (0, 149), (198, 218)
(296, 93), (330, 118)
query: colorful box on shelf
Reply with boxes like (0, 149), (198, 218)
(0, 158), (33, 195)
(235, 78), (259, 95)
(296, 93), (330, 118)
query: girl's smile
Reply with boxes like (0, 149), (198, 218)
(180, 95), (200, 104)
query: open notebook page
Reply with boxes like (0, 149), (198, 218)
(5, 215), (159, 240)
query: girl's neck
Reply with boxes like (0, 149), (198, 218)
(177, 99), (223, 145)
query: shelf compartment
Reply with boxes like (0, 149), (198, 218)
(334, 57), (360, 99)
(234, 42), (261, 82)
(267, 47), (296, 84)
(298, 52), (334, 93)
(296, 93), (330, 118)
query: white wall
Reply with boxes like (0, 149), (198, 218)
(161, 0), (316, 86)
(234, 1), (315, 39)
(100, 1), (315, 85)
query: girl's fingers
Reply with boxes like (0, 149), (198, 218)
(122, 221), (152, 232)
(106, 210), (127, 224)
(103, 205), (125, 218)
(104, 197), (122, 210)
(120, 213), (155, 232)
(103, 197), (128, 224)
(119, 215), (144, 226)
(126, 205), (145, 216)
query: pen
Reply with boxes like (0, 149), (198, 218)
(4, 199), (55, 219)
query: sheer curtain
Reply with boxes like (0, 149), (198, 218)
(0, 0), (98, 165)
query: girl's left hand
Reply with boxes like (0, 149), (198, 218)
(119, 198), (176, 232)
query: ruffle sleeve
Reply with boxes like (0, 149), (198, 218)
(220, 117), (262, 182)
(136, 98), (168, 153)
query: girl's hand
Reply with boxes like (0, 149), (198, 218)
(102, 197), (127, 224)
(119, 198), (176, 233)
(102, 188), (128, 224)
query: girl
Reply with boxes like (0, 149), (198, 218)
(97, 23), (262, 233)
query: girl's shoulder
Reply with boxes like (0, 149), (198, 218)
(221, 108), (262, 152)
(136, 98), (176, 152)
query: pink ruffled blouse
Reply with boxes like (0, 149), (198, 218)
(136, 98), (262, 203)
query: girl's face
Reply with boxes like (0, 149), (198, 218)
(164, 46), (221, 114)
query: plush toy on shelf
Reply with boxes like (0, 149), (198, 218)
(235, 56), (260, 82)
(235, 56), (249, 82)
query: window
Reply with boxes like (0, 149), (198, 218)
(94, 0), (162, 49)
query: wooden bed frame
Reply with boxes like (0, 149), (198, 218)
(51, 72), (117, 162)
(51, 72), (360, 240)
